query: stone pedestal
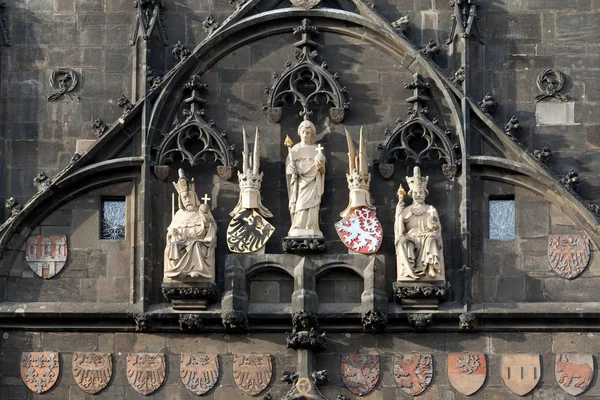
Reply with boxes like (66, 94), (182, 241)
(282, 236), (326, 253)
(393, 281), (448, 310)
(161, 281), (218, 310)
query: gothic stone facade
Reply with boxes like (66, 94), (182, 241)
(1, 0), (600, 399)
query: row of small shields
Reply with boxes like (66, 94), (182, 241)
(17, 351), (597, 396)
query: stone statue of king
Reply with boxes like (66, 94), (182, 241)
(164, 169), (216, 282)
(394, 166), (445, 282)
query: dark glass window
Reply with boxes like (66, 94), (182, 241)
(100, 199), (126, 240)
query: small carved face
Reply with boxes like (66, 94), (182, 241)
(181, 191), (196, 210)
(298, 121), (316, 144)
(412, 188), (426, 203)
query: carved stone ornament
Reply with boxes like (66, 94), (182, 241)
(5, 197), (22, 216)
(282, 236), (326, 253)
(447, 0), (484, 44)
(548, 234), (590, 279)
(126, 353), (166, 396)
(228, 127), (275, 253)
(33, 172), (51, 192)
(285, 311), (327, 352)
(378, 74), (459, 179)
(172, 41), (190, 62)
(229, 0), (248, 9)
(534, 146), (552, 164)
(560, 169), (580, 192)
(504, 115), (521, 137)
(117, 94), (134, 116)
(179, 314), (203, 332)
(555, 354), (594, 396)
(361, 310), (387, 331)
(535, 68), (568, 102)
(478, 93), (497, 115)
(459, 312), (477, 331)
(47, 68), (81, 102)
(341, 354), (380, 396)
(447, 353), (486, 396)
(407, 313), (433, 330)
(501, 354), (540, 396)
(281, 370), (329, 400)
(391, 16), (410, 33)
(395, 167), (445, 283)
(91, 118), (108, 137)
(420, 40), (439, 58)
(134, 313), (152, 332)
(130, 0), (168, 46)
(20, 352), (60, 394)
(152, 76), (236, 180)
(164, 169), (216, 284)
(393, 281), (449, 301)
(264, 19), (350, 122)
(72, 352), (112, 395)
(25, 235), (67, 279)
(162, 283), (219, 310)
(180, 354), (219, 396)
(290, 0), (321, 9)
(394, 354), (433, 396)
(221, 310), (249, 331)
(283, 120), (326, 252)
(233, 354), (272, 396)
(449, 65), (465, 87)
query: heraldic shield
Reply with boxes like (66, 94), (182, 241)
(20, 352), (60, 394)
(335, 207), (383, 254)
(227, 209), (275, 253)
(447, 353), (486, 396)
(126, 353), (166, 396)
(72, 352), (112, 395)
(341, 354), (380, 396)
(180, 354), (219, 395)
(233, 354), (272, 396)
(556, 354), (594, 396)
(501, 354), (540, 396)
(25, 235), (67, 279)
(394, 354), (433, 396)
(548, 234), (591, 279)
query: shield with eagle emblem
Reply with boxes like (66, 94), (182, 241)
(126, 353), (165, 396)
(180, 354), (219, 395)
(341, 354), (380, 396)
(227, 209), (274, 253)
(72, 352), (112, 395)
(233, 354), (272, 396)
(335, 207), (383, 254)
(548, 234), (590, 279)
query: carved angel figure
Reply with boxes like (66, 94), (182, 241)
(164, 169), (216, 281)
(395, 166), (444, 281)
(286, 120), (326, 237)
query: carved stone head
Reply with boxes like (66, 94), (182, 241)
(406, 166), (430, 200)
(297, 120), (317, 144)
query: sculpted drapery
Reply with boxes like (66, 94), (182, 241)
(286, 120), (326, 237)
(395, 167), (444, 281)
(164, 169), (216, 282)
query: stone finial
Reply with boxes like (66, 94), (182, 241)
(533, 147), (552, 164)
(504, 116), (521, 136)
(450, 65), (465, 87)
(33, 172), (51, 192)
(420, 40), (439, 59)
(560, 169), (580, 191)
(391, 16), (410, 33)
(5, 197), (22, 216)
(172, 41), (190, 62)
(91, 118), (107, 137)
(203, 15), (219, 35)
(478, 93), (497, 115)
(117, 94), (134, 115)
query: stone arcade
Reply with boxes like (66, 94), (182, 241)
(1, 0), (600, 399)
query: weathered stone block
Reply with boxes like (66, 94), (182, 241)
(535, 102), (577, 126)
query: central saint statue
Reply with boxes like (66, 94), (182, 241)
(285, 120), (326, 238)
(395, 166), (444, 281)
(164, 169), (216, 282)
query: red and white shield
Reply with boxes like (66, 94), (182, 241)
(25, 235), (68, 279)
(335, 207), (382, 254)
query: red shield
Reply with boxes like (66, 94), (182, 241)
(341, 354), (380, 396)
(394, 354), (433, 396)
(448, 353), (486, 396)
(126, 353), (165, 396)
(180, 354), (219, 395)
(233, 354), (272, 396)
(548, 235), (590, 279)
(25, 235), (68, 279)
(335, 207), (382, 254)
(21, 352), (60, 394)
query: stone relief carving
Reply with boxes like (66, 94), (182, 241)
(534, 147), (552, 164)
(5, 197), (21, 217)
(25, 235), (68, 279)
(130, 0), (168, 46)
(378, 73), (459, 180)
(47, 68), (80, 102)
(395, 167), (445, 282)
(233, 354), (272, 396)
(164, 169), (216, 283)
(535, 69), (568, 102)
(478, 93), (497, 115)
(560, 169), (580, 192)
(447, 0), (484, 44)
(91, 118), (108, 137)
(152, 76), (236, 180)
(449, 65), (465, 87)
(179, 314), (203, 332)
(180, 354), (219, 395)
(459, 312), (477, 331)
(548, 234), (590, 279)
(447, 353), (486, 396)
(117, 94), (134, 116)
(172, 41), (190, 62)
(203, 14), (219, 35)
(33, 172), (51, 192)
(285, 311), (327, 352)
(501, 354), (540, 396)
(134, 313), (152, 332)
(341, 354), (380, 396)
(420, 40), (439, 59)
(20, 352), (60, 394)
(335, 128), (382, 254)
(407, 313), (433, 330)
(391, 16), (410, 34)
(283, 120), (326, 253)
(228, 127), (275, 253)
(263, 19), (349, 123)
(281, 370), (329, 400)
(394, 354), (433, 396)
(555, 354), (593, 396)
(72, 352), (112, 395)
(221, 310), (249, 332)
(126, 353), (166, 395)
(361, 310), (387, 331)
(504, 115), (521, 138)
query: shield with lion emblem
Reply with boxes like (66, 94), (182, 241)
(548, 234), (590, 279)
(341, 354), (380, 396)
(394, 354), (433, 396)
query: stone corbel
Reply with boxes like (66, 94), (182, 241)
(361, 257), (387, 331)
(221, 260), (248, 331)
